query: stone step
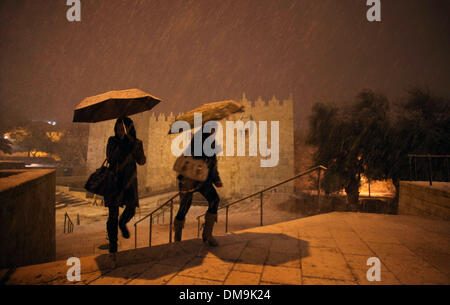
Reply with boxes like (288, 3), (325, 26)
(55, 191), (90, 206)
(2, 212), (449, 285)
(1, 236), (220, 285)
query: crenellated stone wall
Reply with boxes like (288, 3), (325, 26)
(86, 93), (294, 201)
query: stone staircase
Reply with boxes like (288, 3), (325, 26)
(2, 212), (449, 285)
(56, 191), (90, 208)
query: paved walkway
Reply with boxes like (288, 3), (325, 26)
(1, 212), (449, 285)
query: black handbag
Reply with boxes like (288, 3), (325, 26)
(84, 158), (118, 197)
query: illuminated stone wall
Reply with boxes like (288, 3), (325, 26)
(87, 94), (295, 201)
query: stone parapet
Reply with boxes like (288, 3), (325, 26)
(0, 169), (56, 268)
(398, 181), (450, 221)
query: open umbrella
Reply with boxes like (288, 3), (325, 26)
(169, 100), (244, 134)
(73, 89), (162, 123)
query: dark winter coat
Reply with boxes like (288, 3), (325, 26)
(104, 136), (146, 208)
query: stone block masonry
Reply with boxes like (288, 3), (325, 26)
(86, 93), (294, 200)
(398, 181), (450, 221)
(0, 169), (56, 268)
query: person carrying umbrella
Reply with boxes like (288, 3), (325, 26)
(73, 89), (160, 253)
(174, 125), (222, 247)
(105, 117), (146, 253)
(170, 100), (244, 247)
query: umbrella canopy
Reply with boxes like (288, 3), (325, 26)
(73, 89), (162, 123)
(169, 100), (244, 134)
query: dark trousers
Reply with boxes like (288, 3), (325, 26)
(107, 205), (136, 242)
(175, 182), (220, 221)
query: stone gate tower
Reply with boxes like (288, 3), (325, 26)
(86, 93), (294, 201)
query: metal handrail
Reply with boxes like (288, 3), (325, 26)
(407, 154), (450, 158)
(133, 192), (180, 249)
(196, 165), (327, 236)
(154, 206), (168, 224)
(408, 154), (450, 185)
(64, 212), (74, 234)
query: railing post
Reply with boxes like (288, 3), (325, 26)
(169, 199), (173, 244)
(197, 217), (200, 238)
(317, 168), (321, 211)
(64, 213), (67, 234)
(134, 224), (137, 249)
(414, 157), (417, 180)
(409, 156), (412, 181)
(447, 157), (450, 182)
(149, 215), (153, 247)
(428, 155), (433, 186)
(260, 192), (263, 226)
(226, 206), (229, 233)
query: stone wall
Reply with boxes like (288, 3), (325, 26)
(398, 181), (450, 221)
(86, 93), (295, 201)
(216, 94), (295, 199)
(0, 161), (25, 170)
(0, 169), (56, 268)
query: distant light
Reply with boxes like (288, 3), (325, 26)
(3, 135), (8, 139)
(52, 122), (56, 126)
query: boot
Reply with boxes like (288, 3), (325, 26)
(119, 222), (130, 239)
(202, 212), (219, 247)
(107, 219), (118, 252)
(109, 240), (117, 253)
(174, 218), (185, 242)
